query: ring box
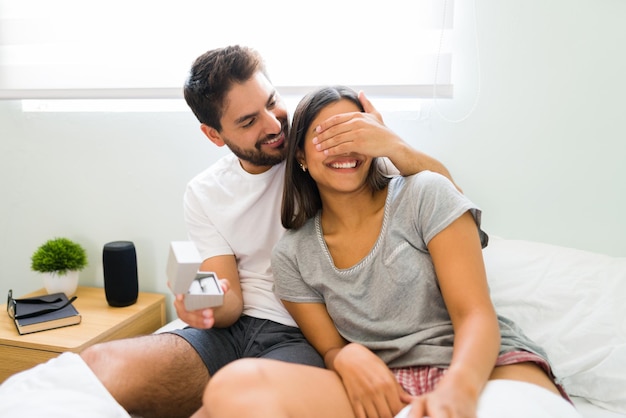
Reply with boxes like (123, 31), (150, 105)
(166, 241), (224, 310)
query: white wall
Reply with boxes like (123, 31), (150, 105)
(1, 0), (625, 320)
(437, 0), (626, 256)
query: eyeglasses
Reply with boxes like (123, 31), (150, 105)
(7, 289), (77, 320)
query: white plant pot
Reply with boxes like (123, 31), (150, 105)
(43, 270), (80, 297)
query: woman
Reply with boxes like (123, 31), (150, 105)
(197, 86), (581, 418)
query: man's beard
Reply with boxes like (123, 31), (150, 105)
(223, 124), (288, 168)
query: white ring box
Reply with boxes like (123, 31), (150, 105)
(166, 241), (224, 311)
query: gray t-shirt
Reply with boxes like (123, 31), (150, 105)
(273, 171), (547, 368)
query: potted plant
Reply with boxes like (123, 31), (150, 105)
(31, 237), (88, 297)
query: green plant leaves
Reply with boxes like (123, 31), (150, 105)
(31, 237), (88, 274)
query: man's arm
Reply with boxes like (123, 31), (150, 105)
(311, 91), (462, 192)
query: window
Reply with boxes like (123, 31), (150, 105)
(0, 0), (454, 101)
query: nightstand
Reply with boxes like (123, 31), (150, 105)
(0, 286), (166, 383)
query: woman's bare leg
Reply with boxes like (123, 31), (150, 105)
(81, 333), (208, 418)
(203, 358), (356, 418)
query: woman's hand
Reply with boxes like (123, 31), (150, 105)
(406, 377), (478, 418)
(172, 278), (231, 329)
(333, 343), (411, 418)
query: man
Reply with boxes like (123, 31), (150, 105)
(80, 45), (458, 418)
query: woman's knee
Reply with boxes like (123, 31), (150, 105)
(206, 358), (277, 397)
(204, 359), (283, 416)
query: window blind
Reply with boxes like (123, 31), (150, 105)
(0, 0), (454, 100)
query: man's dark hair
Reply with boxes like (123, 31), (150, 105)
(183, 45), (267, 131)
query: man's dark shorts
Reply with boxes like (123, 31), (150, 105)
(168, 315), (324, 376)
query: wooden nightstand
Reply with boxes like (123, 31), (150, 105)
(0, 286), (166, 383)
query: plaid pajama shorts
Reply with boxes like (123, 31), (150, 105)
(391, 350), (571, 402)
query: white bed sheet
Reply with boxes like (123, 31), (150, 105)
(573, 397), (626, 418)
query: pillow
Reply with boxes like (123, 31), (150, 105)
(0, 352), (131, 418)
(483, 237), (626, 414)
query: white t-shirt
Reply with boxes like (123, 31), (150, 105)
(183, 153), (296, 327)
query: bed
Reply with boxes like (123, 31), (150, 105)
(1, 236), (624, 417)
(483, 237), (626, 417)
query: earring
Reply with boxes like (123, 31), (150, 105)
(299, 163), (307, 172)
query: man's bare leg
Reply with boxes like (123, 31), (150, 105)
(81, 333), (208, 418)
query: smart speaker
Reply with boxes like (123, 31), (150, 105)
(103, 241), (138, 307)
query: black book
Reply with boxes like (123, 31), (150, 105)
(12, 292), (81, 335)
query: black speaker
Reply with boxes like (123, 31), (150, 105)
(103, 241), (138, 307)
